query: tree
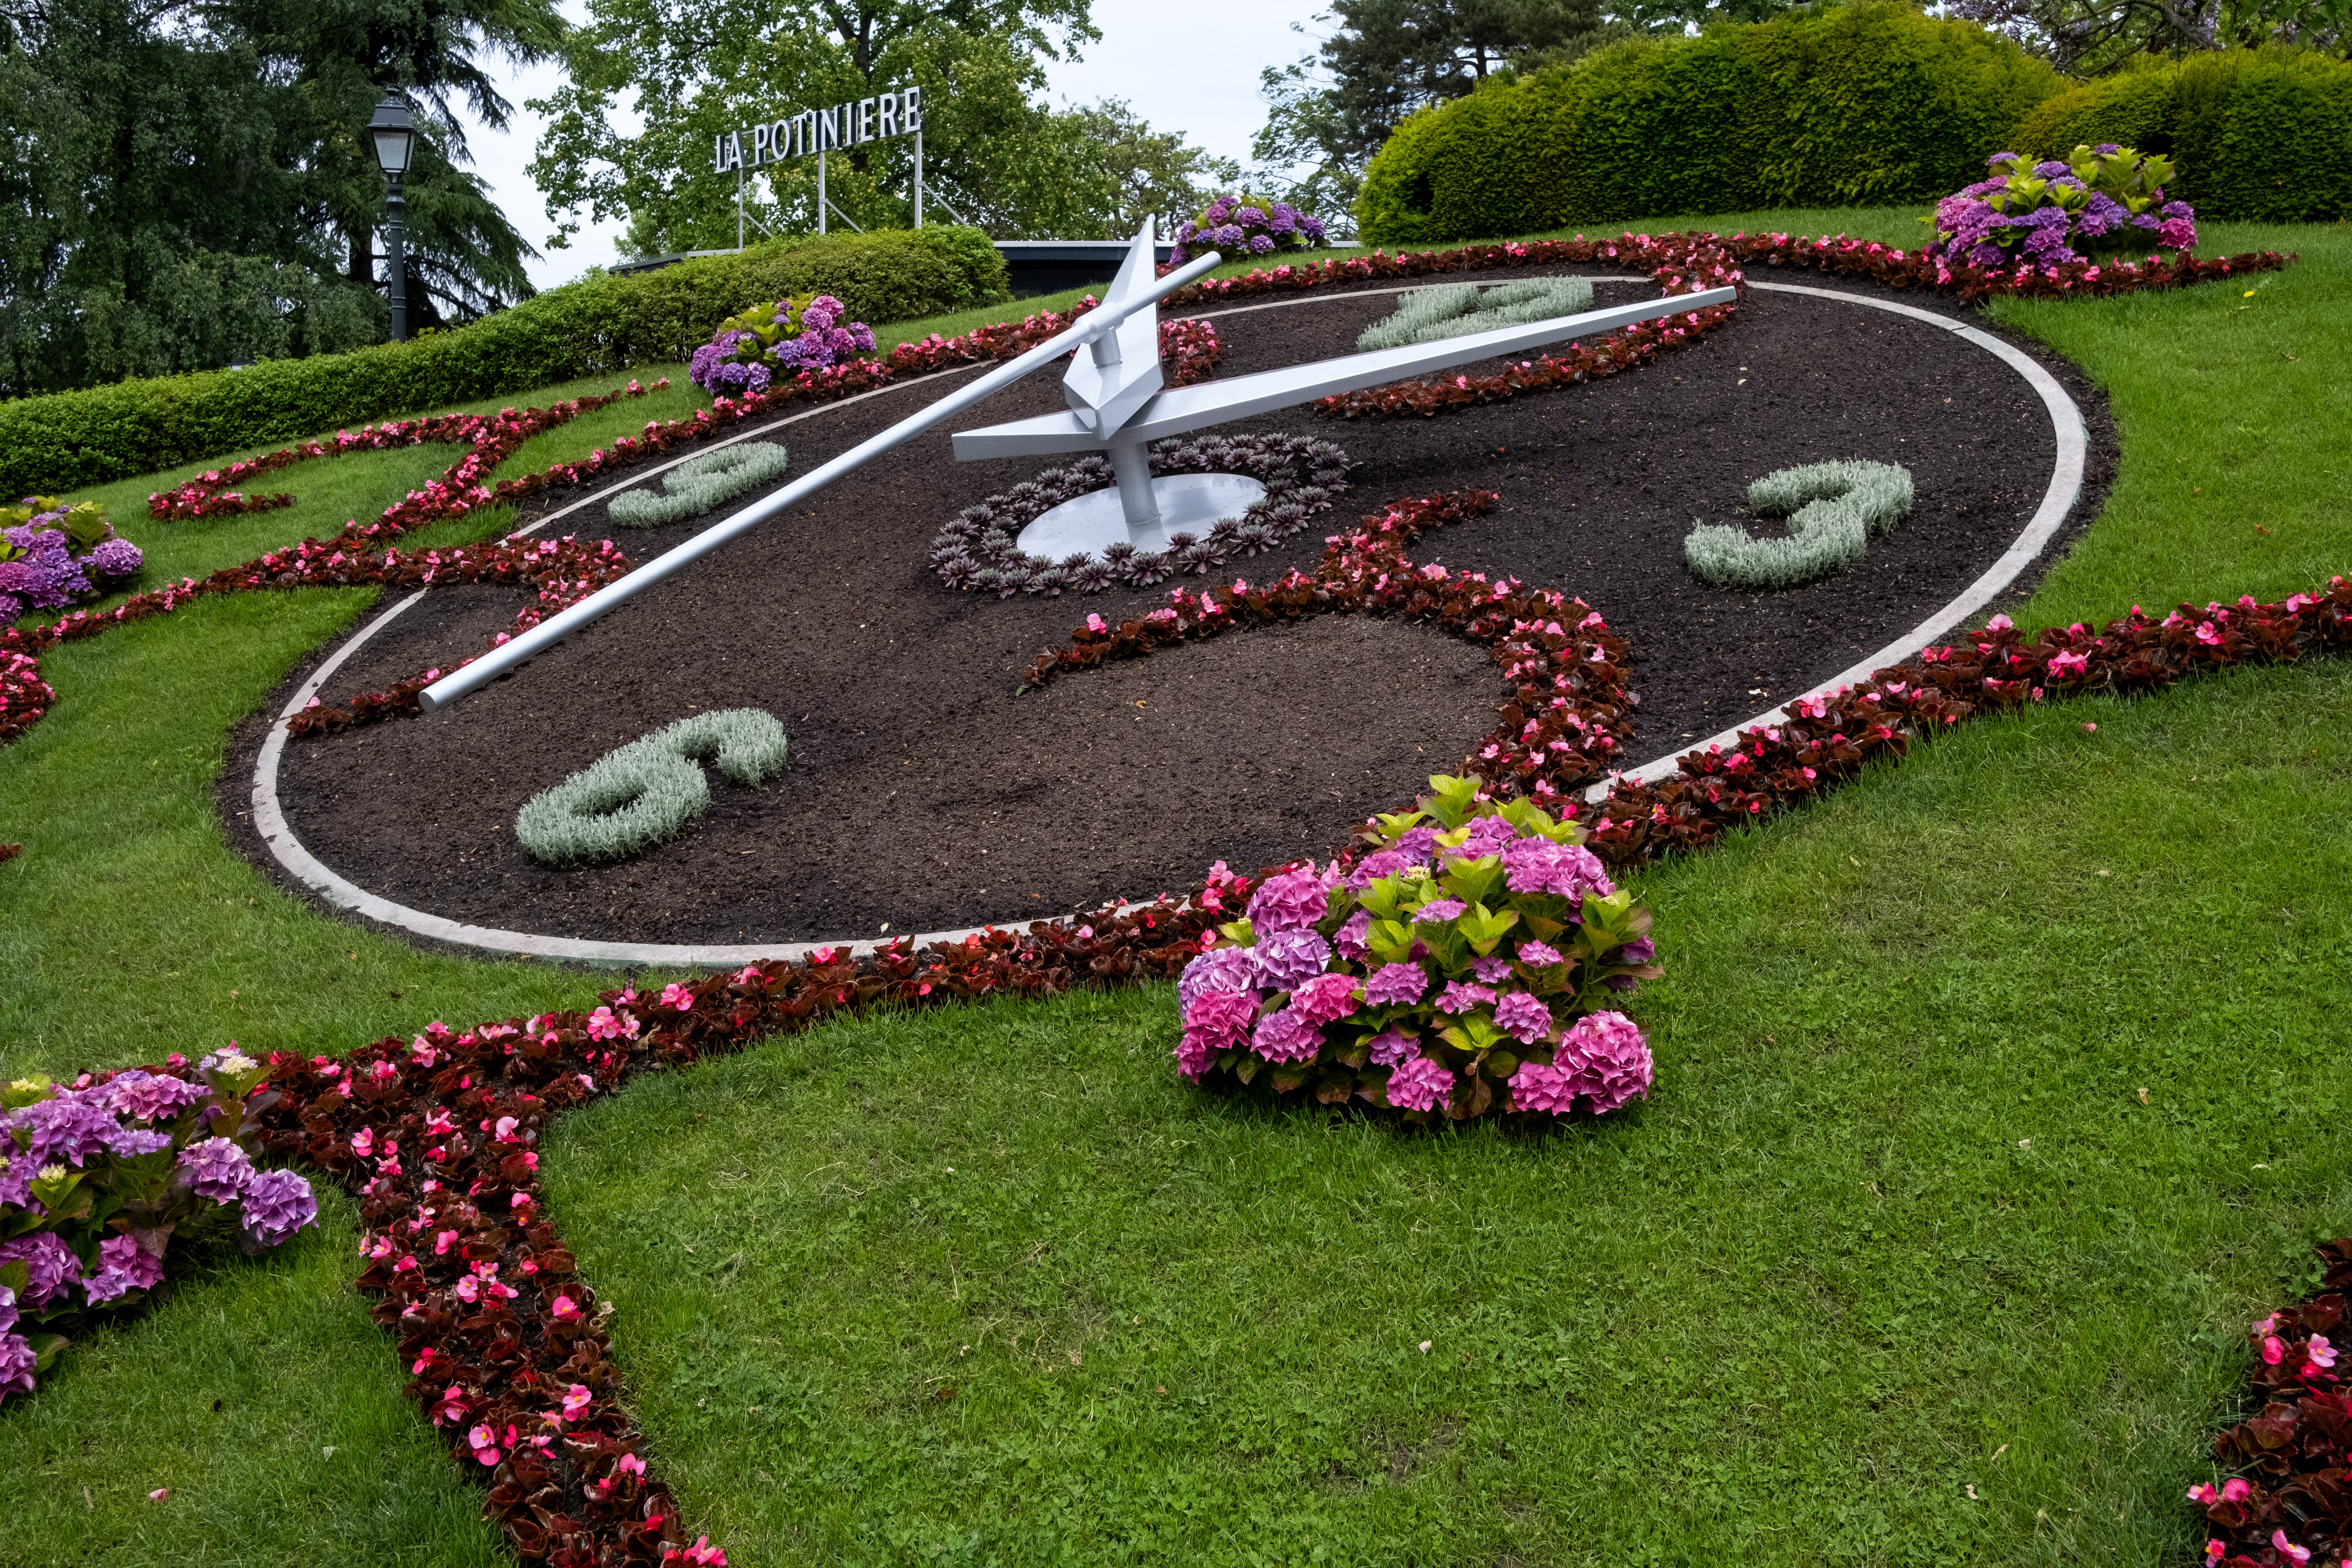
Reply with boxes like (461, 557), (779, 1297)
(0, 0), (558, 393)
(528, 0), (1233, 250)
(1948, 0), (2348, 72)
(1250, 0), (1601, 223)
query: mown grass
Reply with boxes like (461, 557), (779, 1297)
(3, 206), (2347, 1563)
(545, 654), (2352, 1564)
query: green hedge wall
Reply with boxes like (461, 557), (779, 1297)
(1358, 3), (2064, 244)
(2015, 49), (2352, 222)
(0, 226), (1008, 497)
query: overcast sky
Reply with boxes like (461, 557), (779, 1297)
(454, 0), (1329, 291)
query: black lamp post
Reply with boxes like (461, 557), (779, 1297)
(368, 94), (416, 341)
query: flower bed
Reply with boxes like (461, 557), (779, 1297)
(1, 1050), (320, 1406)
(1169, 193), (1330, 266)
(2193, 1239), (2352, 1565)
(689, 294), (877, 396)
(930, 435), (1350, 595)
(1, 498), (142, 622)
(889, 306), (1222, 386)
(1311, 300), (1736, 420)
(1155, 229), (2290, 312)
(1174, 773), (1661, 1122)
(1931, 145), (2194, 271)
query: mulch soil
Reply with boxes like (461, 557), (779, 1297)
(226, 266), (2114, 947)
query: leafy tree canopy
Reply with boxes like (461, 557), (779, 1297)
(1949, 0), (2347, 73)
(528, 0), (1232, 251)
(0, 0), (560, 394)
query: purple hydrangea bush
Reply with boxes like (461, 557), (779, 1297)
(1175, 773), (1661, 1122)
(0, 1047), (318, 1404)
(687, 293), (877, 396)
(1929, 144), (2196, 273)
(1168, 193), (1329, 266)
(0, 497), (141, 623)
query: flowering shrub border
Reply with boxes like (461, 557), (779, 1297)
(1312, 300), (1736, 420)
(1156, 229), (2289, 314)
(930, 435), (1351, 596)
(2191, 1239), (2352, 1566)
(889, 306), (1221, 386)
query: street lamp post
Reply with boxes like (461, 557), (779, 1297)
(368, 95), (416, 341)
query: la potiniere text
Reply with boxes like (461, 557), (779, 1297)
(713, 88), (923, 172)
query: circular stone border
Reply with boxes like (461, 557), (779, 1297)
(248, 280), (2087, 967)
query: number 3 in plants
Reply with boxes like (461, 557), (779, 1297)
(1683, 460), (1914, 589)
(515, 709), (789, 865)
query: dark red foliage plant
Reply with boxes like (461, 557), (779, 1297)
(2195, 1241), (2352, 1567)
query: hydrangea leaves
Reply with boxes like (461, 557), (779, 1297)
(1355, 277), (1596, 352)
(515, 708), (789, 865)
(607, 440), (790, 529)
(1684, 460), (1915, 589)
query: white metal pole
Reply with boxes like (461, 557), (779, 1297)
(914, 127), (922, 229)
(736, 163), (744, 251)
(417, 249), (1227, 713)
(818, 148), (826, 236)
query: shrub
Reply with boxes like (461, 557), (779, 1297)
(1355, 276), (1596, 350)
(2013, 48), (2352, 222)
(1173, 774), (1662, 1121)
(1685, 460), (1915, 588)
(1, 1050), (320, 1406)
(607, 441), (792, 528)
(688, 295), (876, 396)
(1168, 193), (1331, 264)
(0, 499), (140, 622)
(1356, 3), (2064, 243)
(515, 709), (789, 865)
(0, 227), (1006, 497)
(1929, 145), (2196, 269)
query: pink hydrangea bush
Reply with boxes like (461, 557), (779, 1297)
(1929, 145), (2196, 273)
(1175, 773), (1661, 1122)
(0, 1049), (318, 1405)
(689, 294), (876, 396)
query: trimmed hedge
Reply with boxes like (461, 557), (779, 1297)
(0, 227), (1006, 497)
(1358, 3), (2063, 244)
(2015, 48), (2352, 222)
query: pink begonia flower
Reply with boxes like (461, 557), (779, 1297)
(1366, 1028), (1418, 1067)
(1385, 1054), (1454, 1113)
(2253, 1313), (2280, 1336)
(2274, 1530), (2312, 1565)
(1510, 1060), (1577, 1115)
(1289, 972), (1360, 1027)
(454, 1276), (481, 1304)
(666, 1536), (728, 1566)
(615, 1452), (647, 1478)
(2222, 1478), (2253, 1503)
(2262, 1335), (2286, 1365)
(2305, 1333), (2337, 1370)
(659, 982), (695, 1011)
(2187, 1482), (2219, 1505)
(148, 1488), (168, 1502)
(467, 1424), (502, 1465)
(585, 1006), (637, 1041)
(550, 1293), (581, 1320)
(563, 1384), (593, 1420)
(2202, 1543), (2223, 1565)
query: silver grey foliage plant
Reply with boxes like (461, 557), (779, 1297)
(1683, 461), (1916, 589)
(1355, 277), (1597, 352)
(515, 708), (790, 865)
(607, 440), (791, 528)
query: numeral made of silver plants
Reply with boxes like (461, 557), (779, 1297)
(515, 709), (789, 865)
(1684, 460), (1915, 590)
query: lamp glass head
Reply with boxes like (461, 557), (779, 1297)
(368, 95), (415, 177)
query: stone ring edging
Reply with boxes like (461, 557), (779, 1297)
(247, 281), (2085, 966)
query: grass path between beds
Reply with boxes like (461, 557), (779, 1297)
(0, 208), (2345, 1564)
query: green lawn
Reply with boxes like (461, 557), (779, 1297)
(3, 207), (2347, 1564)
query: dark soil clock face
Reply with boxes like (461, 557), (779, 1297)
(242, 267), (2098, 949)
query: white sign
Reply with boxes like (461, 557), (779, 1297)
(713, 88), (923, 174)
